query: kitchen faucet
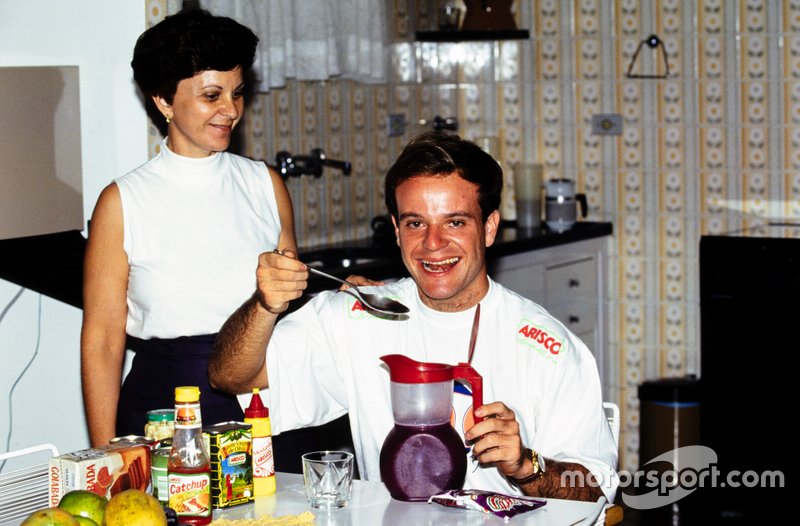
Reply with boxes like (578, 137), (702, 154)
(274, 148), (352, 178)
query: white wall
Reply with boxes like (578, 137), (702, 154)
(0, 0), (148, 467)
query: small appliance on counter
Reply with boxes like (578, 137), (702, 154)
(544, 179), (587, 232)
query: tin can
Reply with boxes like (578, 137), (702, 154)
(151, 446), (171, 503)
(110, 435), (156, 448)
(203, 421), (253, 508)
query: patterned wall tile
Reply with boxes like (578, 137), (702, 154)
(215, 0), (800, 473)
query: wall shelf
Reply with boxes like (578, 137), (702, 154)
(415, 29), (529, 42)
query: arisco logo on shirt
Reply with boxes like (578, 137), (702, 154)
(517, 321), (563, 357)
(345, 298), (373, 319)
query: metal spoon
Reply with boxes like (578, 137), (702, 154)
(306, 266), (410, 316)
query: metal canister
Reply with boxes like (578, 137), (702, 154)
(109, 435), (156, 448)
(151, 446), (171, 503)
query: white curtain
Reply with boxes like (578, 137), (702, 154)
(202, 0), (387, 92)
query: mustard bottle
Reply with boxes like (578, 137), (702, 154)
(244, 388), (276, 496)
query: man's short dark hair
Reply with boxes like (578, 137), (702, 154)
(131, 9), (258, 131)
(384, 131), (503, 221)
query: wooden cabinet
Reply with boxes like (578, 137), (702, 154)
(488, 236), (609, 390)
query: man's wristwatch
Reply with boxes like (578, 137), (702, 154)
(507, 447), (545, 486)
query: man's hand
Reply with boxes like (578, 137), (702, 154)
(465, 401), (605, 501)
(464, 401), (529, 480)
(256, 249), (308, 314)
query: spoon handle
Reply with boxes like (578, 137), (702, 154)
(307, 266), (354, 289)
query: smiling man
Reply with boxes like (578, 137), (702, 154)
(209, 131), (618, 503)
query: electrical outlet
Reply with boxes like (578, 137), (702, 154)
(387, 113), (406, 137)
(591, 113), (623, 135)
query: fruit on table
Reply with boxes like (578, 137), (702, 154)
(73, 518), (99, 526)
(103, 489), (167, 526)
(58, 489), (107, 525)
(21, 507), (80, 525)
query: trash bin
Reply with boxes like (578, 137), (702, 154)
(638, 376), (700, 466)
(637, 376), (701, 525)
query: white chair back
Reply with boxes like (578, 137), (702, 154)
(603, 401), (620, 446)
(599, 403), (622, 526)
(0, 443), (59, 524)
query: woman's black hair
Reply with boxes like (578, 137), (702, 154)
(384, 131), (503, 221)
(131, 9), (258, 130)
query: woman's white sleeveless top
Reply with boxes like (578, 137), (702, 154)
(115, 142), (281, 339)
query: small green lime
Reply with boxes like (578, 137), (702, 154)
(58, 490), (107, 526)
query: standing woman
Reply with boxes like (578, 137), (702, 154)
(81, 9), (296, 446)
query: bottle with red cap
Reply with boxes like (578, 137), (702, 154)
(244, 388), (276, 496)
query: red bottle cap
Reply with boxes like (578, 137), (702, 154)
(245, 388), (269, 418)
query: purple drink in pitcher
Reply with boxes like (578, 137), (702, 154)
(379, 423), (467, 501)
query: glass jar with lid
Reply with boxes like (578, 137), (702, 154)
(144, 408), (175, 442)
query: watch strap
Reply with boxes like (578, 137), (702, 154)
(507, 447), (545, 486)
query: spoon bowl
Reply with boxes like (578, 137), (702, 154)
(307, 266), (410, 316)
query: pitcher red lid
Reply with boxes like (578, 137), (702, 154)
(380, 354), (453, 383)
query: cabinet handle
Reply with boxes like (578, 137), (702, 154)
(569, 315), (580, 324)
(568, 278), (580, 288)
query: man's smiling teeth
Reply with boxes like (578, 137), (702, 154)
(422, 257), (459, 272)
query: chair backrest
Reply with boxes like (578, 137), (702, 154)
(600, 402), (623, 525)
(0, 443), (59, 524)
(603, 401), (620, 446)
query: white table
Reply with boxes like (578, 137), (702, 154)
(215, 473), (607, 525)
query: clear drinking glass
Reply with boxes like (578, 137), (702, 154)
(302, 451), (354, 509)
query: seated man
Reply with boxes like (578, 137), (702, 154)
(209, 131), (618, 502)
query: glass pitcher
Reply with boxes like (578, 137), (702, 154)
(379, 354), (483, 501)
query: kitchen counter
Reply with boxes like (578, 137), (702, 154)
(299, 221), (613, 295)
(0, 222), (612, 308)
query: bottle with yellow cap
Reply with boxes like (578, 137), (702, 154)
(244, 388), (276, 495)
(168, 386), (212, 525)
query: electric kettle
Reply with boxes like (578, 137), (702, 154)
(379, 354), (483, 501)
(545, 178), (587, 232)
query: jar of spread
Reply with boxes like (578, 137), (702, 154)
(144, 409), (175, 442)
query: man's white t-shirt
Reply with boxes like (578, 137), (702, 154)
(266, 277), (619, 501)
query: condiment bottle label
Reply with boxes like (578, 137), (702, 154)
(253, 436), (275, 478)
(168, 472), (211, 518)
(175, 402), (202, 429)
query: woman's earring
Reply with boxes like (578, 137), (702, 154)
(166, 115), (172, 124)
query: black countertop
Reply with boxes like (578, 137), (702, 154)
(0, 221), (612, 309)
(299, 221), (613, 294)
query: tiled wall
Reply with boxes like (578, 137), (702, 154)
(148, 0), (800, 472)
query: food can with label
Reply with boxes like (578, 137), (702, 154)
(203, 421), (253, 508)
(150, 446), (171, 503)
(110, 435), (156, 448)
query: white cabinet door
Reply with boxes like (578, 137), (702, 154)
(490, 236), (609, 392)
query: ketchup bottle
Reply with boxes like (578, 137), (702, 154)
(168, 386), (211, 525)
(244, 388), (276, 496)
